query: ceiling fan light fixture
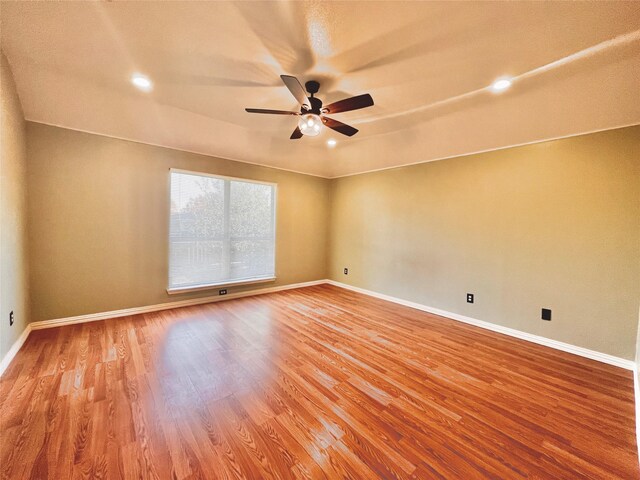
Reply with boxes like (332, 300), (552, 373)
(298, 113), (323, 136)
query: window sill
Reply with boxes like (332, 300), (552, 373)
(167, 276), (276, 295)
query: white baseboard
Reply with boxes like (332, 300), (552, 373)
(326, 280), (635, 371)
(1, 278), (635, 378)
(0, 323), (32, 377)
(29, 279), (327, 331)
(0, 279), (326, 376)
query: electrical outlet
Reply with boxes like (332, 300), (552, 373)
(9, 311), (14, 326)
(219, 289), (227, 296)
(466, 293), (474, 304)
(541, 308), (552, 321)
(343, 268), (348, 275)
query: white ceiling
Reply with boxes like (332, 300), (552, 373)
(1, 1), (639, 178)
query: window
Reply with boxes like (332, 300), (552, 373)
(168, 169), (276, 293)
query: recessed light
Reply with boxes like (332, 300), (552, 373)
(490, 77), (512, 93)
(131, 74), (153, 92)
(327, 139), (337, 147)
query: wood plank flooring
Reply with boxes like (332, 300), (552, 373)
(1, 284), (637, 479)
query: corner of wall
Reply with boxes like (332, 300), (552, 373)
(0, 49), (31, 371)
(325, 177), (336, 281)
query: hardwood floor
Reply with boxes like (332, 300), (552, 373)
(1, 284), (637, 479)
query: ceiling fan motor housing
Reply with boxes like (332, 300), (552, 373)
(306, 96), (323, 114)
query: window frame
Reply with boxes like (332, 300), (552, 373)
(166, 168), (277, 294)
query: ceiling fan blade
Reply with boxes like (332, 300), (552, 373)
(324, 93), (374, 114)
(322, 116), (359, 137)
(245, 108), (299, 115)
(290, 126), (303, 139)
(280, 75), (311, 109)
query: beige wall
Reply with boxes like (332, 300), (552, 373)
(21, 121), (640, 361)
(329, 126), (640, 360)
(0, 52), (29, 360)
(26, 123), (331, 322)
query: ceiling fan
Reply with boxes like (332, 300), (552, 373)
(245, 75), (374, 140)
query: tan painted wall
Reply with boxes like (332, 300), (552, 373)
(22, 121), (640, 360)
(26, 123), (331, 322)
(0, 52), (29, 360)
(329, 126), (640, 360)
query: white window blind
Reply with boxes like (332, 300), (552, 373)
(168, 170), (276, 292)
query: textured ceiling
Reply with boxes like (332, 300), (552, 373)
(1, 1), (639, 178)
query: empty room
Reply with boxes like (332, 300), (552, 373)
(1, 1), (639, 478)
